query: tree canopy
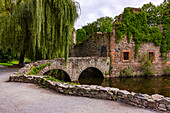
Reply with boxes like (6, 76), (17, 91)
(76, 28), (86, 44)
(142, 1), (170, 53)
(76, 16), (114, 43)
(0, 0), (79, 64)
(82, 16), (114, 35)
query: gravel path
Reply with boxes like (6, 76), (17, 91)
(0, 67), (158, 113)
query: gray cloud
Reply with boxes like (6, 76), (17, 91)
(74, 0), (163, 29)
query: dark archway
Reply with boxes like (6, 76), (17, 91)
(101, 46), (107, 57)
(78, 67), (104, 85)
(43, 69), (71, 82)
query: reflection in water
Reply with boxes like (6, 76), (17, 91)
(79, 78), (103, 85)
(79, 76), (170, 97)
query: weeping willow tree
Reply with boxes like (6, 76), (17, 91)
(0, 0), (79, 65)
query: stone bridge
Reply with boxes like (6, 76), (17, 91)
(18, 57), (110, 81)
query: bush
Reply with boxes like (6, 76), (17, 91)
(120, 67), (133, 77)
(141, 59), (155, 76)
(164, 66), (170, 75)
(0, 49), (13, 63)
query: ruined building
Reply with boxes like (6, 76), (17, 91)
(70, 7), (170, 77)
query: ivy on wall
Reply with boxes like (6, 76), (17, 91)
(115, 8), (166, 58)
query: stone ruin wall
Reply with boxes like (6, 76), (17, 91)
(71, 33), (110, 57)
(110, 34), (170, 77)
(72, 31), (170, 77)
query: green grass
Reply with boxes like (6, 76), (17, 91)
(0, 58), (32, 67)
(0, 60), (19, 66)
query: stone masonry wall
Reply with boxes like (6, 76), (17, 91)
(110, 35), (170, 77)
(9, 74), (170, 112)
(18, 57), (110, 81)
(71, 32), (110, 57)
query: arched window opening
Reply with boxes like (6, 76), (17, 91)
(101, 46), (107, 57)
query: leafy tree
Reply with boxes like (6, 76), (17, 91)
(0, 0), (79, 65)
(142, 2), (159, 27)
(76, 29), (86, 43)
(82, 16), (114, 35)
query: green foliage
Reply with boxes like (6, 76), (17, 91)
(164, 66), (170, 75)
(43, 76), (79, 85)
(0, 61), (18, 66)
(28, 62), (51, 75)
(115, 7), (167, 58)
(0, 48), (13, 63)
(142, 2), (159, 27)
(76, 29), (86, 43)
(82, 16), (114, 35)
(0, 0), (79, 63)
(142, 1), (170, 54)
(141, 54), (156, 76)
(120, 67), (133, 77)
(43, 76), (61, 82)
(142, 59), (156, 76)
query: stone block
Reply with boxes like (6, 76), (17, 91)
(110, 88), (119, 95)
(117, 90), (130, 96)
(148, 99), (157, 108)
(152, 94), (164, 100)
(166, 104), (170, 111)
(156, 98), (170, 105)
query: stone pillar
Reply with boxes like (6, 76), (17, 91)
(109, 23), (117, 77)
(73, 28), (76, 45)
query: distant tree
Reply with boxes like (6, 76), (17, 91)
(142, 2), (158, 27)
(76, 29), (86, 43)
(82, 16), (114, 35)
(142, 1), (170, 53)
(96, 16), (114, 33)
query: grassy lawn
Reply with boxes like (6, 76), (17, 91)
(0, 58), (31, 67)
(0, 60), (19, 67)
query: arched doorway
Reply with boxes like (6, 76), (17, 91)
(43, 69), (71, 82)
(101, 46), (107, 57)
(78, 67), (104, 85)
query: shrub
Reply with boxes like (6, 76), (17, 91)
(28, 62), (51, 75)
(120, 67), (133, 77)
(141, 59), (155, 76)
(164, 66), (170, 75)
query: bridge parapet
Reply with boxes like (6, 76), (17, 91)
(18, 57), (110, 81)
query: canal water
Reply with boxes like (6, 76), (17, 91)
(45, 69), (170, 97)
(79, 76), (170, 97)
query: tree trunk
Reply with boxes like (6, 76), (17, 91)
(19, 50), (25, 66)
(19, 17), (29, 66)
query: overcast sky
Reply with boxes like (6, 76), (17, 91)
(74, 0), (164, 29)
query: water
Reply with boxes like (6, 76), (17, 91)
(44, 69), (170, 97)
(79, 76), (170, 97)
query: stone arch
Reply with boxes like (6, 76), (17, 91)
(43, 69), (71, 82)
(39, 65), (72, 82)
(78, 67), (104, 85)
(78, 67), (104, 79)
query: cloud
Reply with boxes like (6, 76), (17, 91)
(74, 0), (164, 29)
